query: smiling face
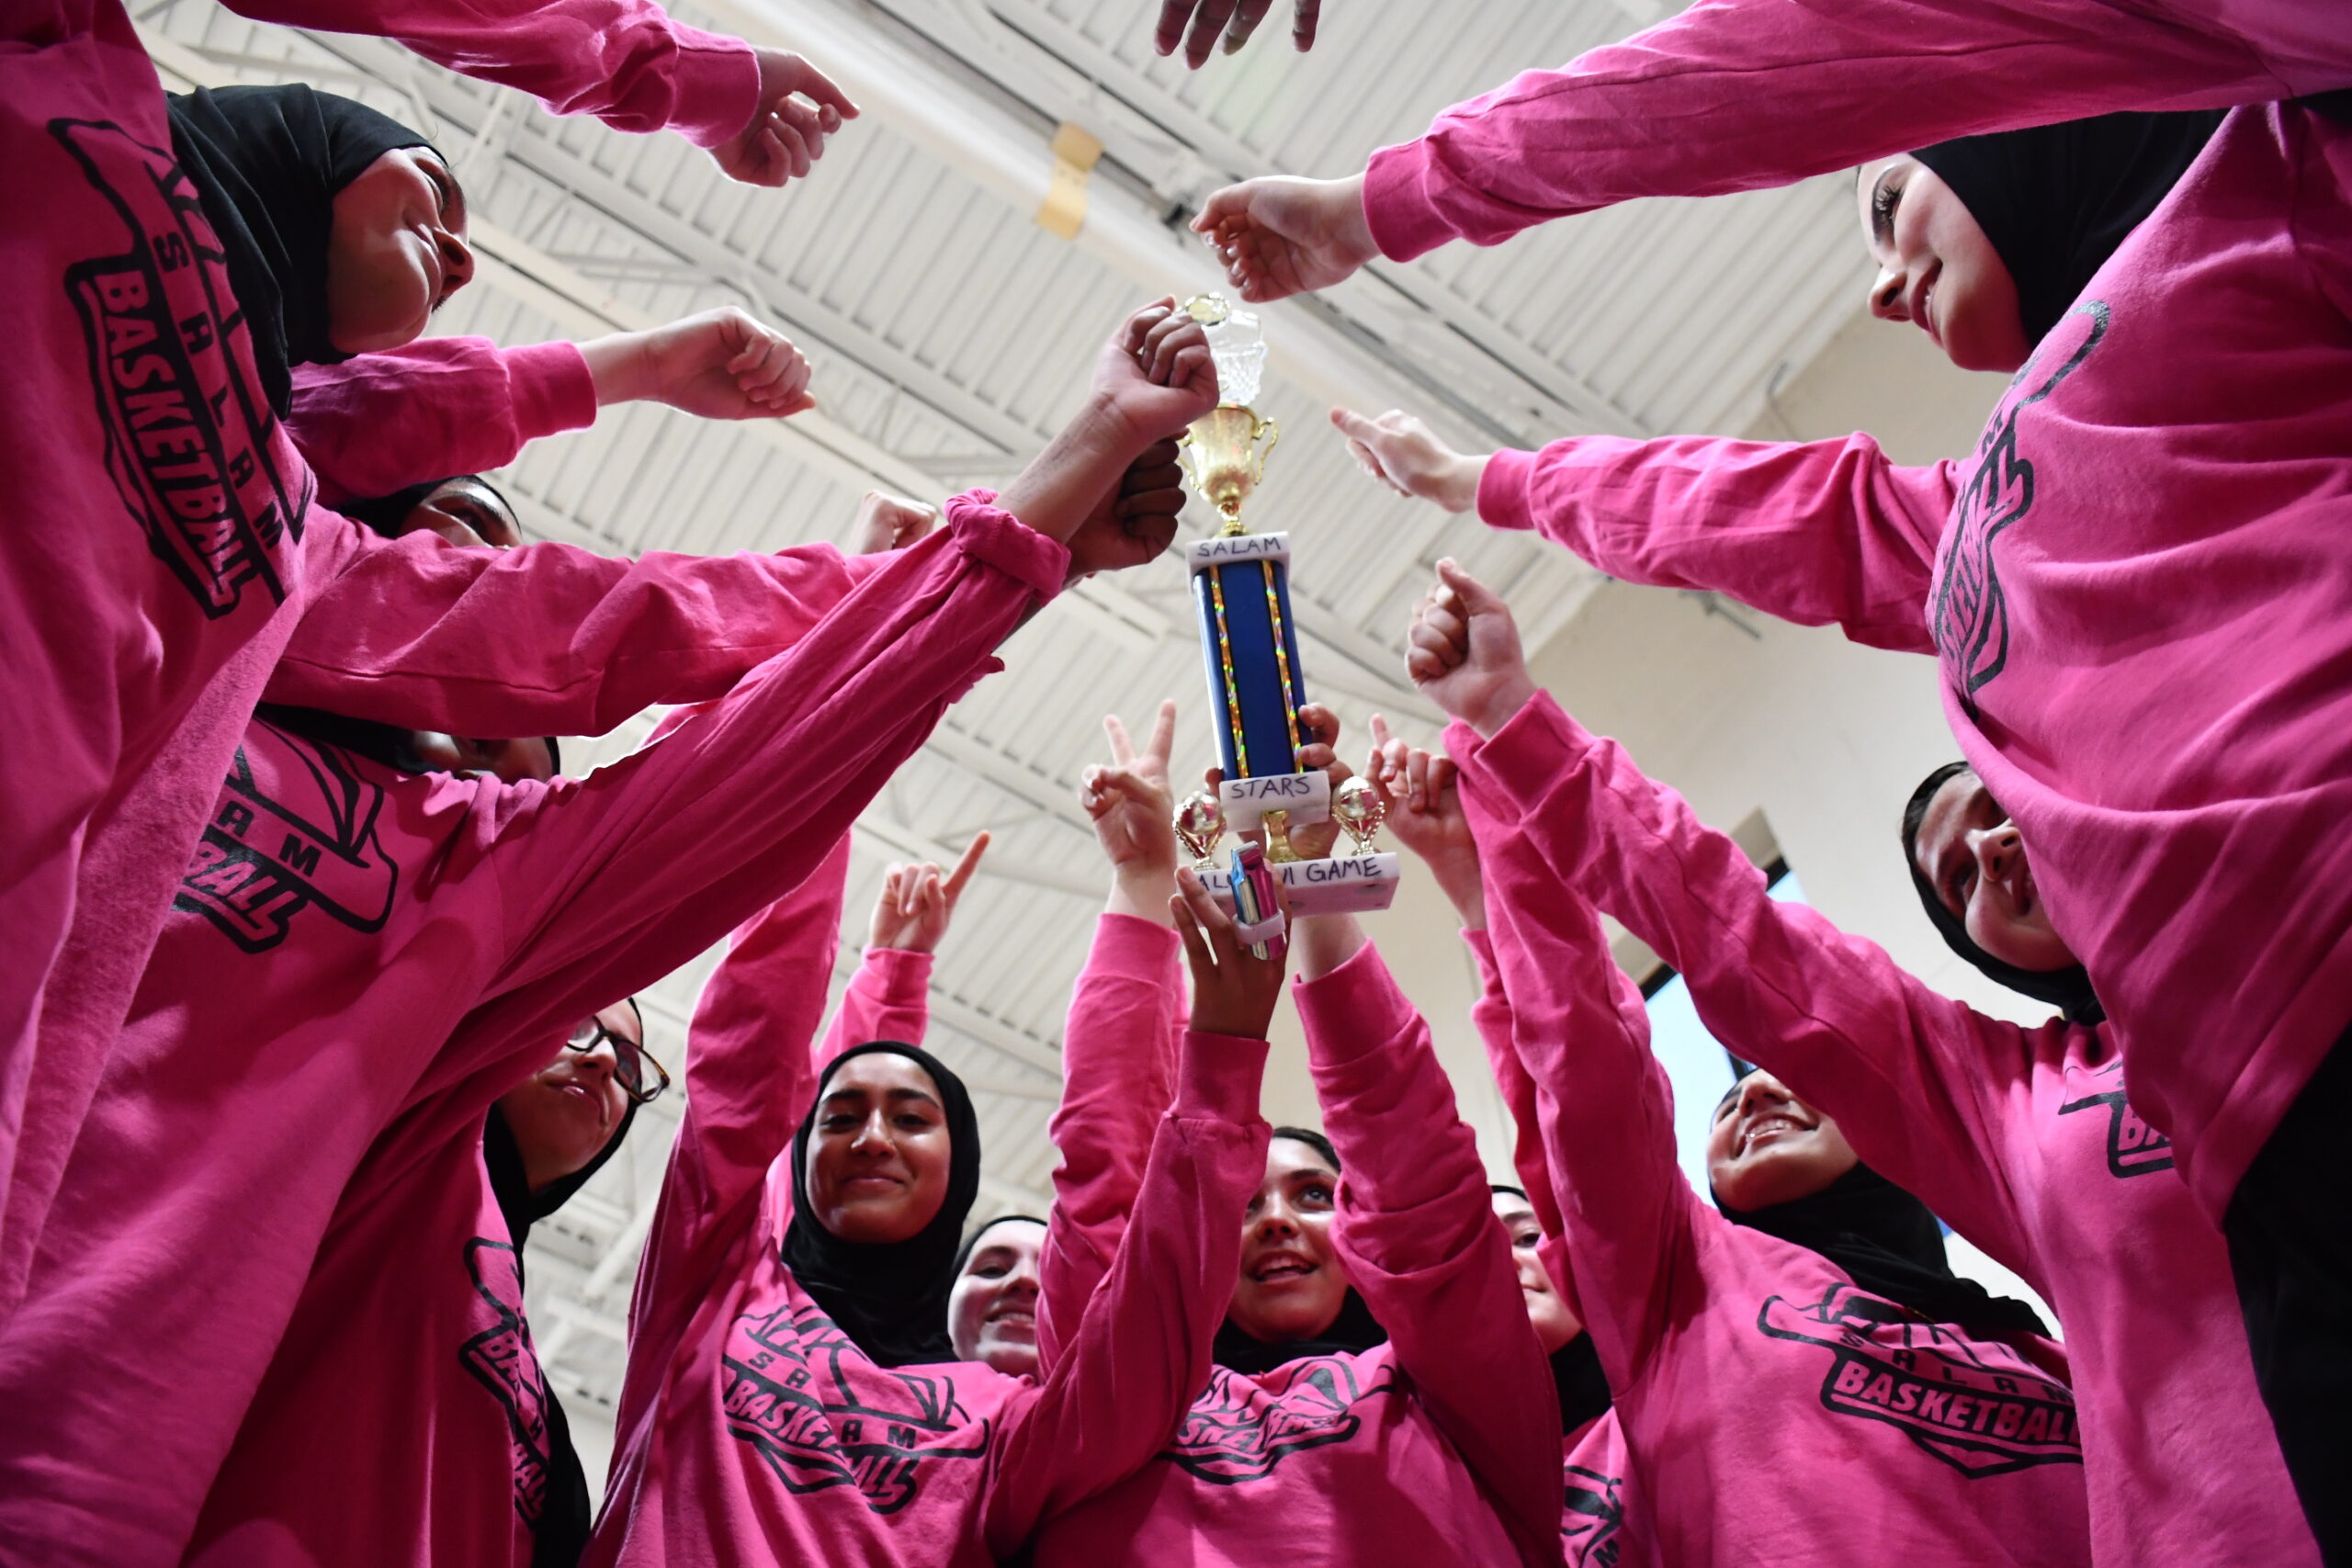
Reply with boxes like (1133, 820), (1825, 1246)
(495, 999), (637, 1195)
(948, 1217), (1046, 1377)
(1490, 1190), (1580, 1355)
(1706, 1071), (1860, 1213)
(326, 146), (473, 354)
(803, 1053), (955, 1245)
(1911, 770), (2080, 972)
(1856, 154), (2031, 373)
(1227, 1135), (1350, 1346)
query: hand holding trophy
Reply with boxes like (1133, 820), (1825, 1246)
(1172, 294), (1399, 924)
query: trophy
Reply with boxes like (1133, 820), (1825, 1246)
(1175, 295), (1399, 919)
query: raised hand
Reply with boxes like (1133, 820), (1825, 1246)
(1365, 715), (1484, 927)
(582, 308), (815, 419)
(1098, 299), (1222, 447)
(1191, 175), (1375, 303)
(1330, 408), (1486, 513)
(709, 48), (859, 187)
(868, 833), (989, 954)
(851, 491), (939, 555)
(1406, 559), (1537, 737)
(1082, 701), (1181, 878)
(1204, 703), (1351, 860)
(1172, 865), (1290, 1040)
(1154, 0), (1323, 67)
(1066, 438), (1187, 582)
(998, 300), (1218, 547)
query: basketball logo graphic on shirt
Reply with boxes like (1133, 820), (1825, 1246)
(1931, 304), (2107, 701)
(722, 1301), (990, 1513)
(1758, 1283), (2082, 1476)
(1159, 1357), (1396, 1484)
(174, 723), (398, 952)
(51, 119), (309, 616)
(1561, 1463), (1625, 1567)
(2057, 1059), (2174, 1178)
(458, 1239), (557, 1529)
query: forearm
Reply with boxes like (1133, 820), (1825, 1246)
(222, 0), (760, 147)
(288, 339), (594, 507)
(1292, 911), (1367, 981)
(1476, 432), (1951, 655)
(997, 398), (1147, 544)
(1363, 0), (2301, 260)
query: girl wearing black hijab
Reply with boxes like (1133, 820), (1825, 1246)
(1413, 573), (2318, 1566)
(0, 0), (809, 1325)
(596, 817), (1281, 1567)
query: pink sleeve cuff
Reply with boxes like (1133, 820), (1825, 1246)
(1476, 446), (1539, 532)
(662, 25), (763, 149)
(1363, 139), (1458, 263)
(861, 947), (934, 997)
(1175, 1030), (1271, 1122)
(506, 340), (599, 441)
(1293, 941), (1417, 1069)
(1452, 692), (1591, 820)
(1095, 910), (1183, 981)
(1461, 927), (1503, 992)
(944, 489), (1069, 602)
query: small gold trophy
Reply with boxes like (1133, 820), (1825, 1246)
(1176, 294), (1398, 919)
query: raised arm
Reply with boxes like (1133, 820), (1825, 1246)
(1194, 0), (2336, 300)
(1037, 701), (1188, 1367)
(984, 859), (1284, 1550)
(1452, 682), (2050, 1279)
(1335, 411), (1952, 655)
(269, 525), (887, 738)
(213, 0), (854, 175)
(288, 338), (595, 508)
(1293, 929), (1565, 1568)
(287, 310), (815, 508)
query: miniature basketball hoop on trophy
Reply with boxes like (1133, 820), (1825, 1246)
(1175, 294), (1399, 918)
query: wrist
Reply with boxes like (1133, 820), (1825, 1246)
(1467, 675), (1539, 739)
(998, 406), (1137, 543)
(1430, 864), (1487, 929)
(1442, 454), (1491, 515)
(579, 332), (650, 406)
(1335, 174), (1376, 266)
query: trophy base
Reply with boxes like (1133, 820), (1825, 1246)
(1205, 852), (1400, 918)
(1219, 771), (1329, 832)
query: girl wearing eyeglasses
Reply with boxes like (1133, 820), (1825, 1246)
(3, 305), (1212, 1568)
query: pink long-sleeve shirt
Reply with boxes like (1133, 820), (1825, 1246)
(0, 0), (760, 1320)
(1463, 925), (1644, 1568)
(1030, 919), (1563, 1568)
(1453, 717), (2094, 1568)
(1363, 0), (2346, 260)
(1457, 691), (2317, 1567)
(587, 909), (1271, 1567)
(186, 830), (934, 1568)
(0, 502), (1063, 1568)
(1476, 103), (2352, 1219)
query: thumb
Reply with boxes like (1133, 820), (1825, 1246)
(1193, 183), (1250, 233)
(1435, 558), (1506, 616)
(1329, 406), (1378, 445)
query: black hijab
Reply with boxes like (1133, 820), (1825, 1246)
(1210, 1125), (1389, 1375)
(784, 1042), (982, 1368)
(481, 1083), (639, 1568)
(1716, 1161), (2050, 1340)
(1902, 761), (2104, 1025)
(164, 85), (435, 414)
(1913, 109), (2224, 345)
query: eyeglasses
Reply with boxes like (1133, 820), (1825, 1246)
(565, 1000), (670, 1104)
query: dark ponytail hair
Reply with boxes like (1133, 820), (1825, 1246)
(1271, 1125), (1340, 1173)
(1900, 763), (2103, 1025)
